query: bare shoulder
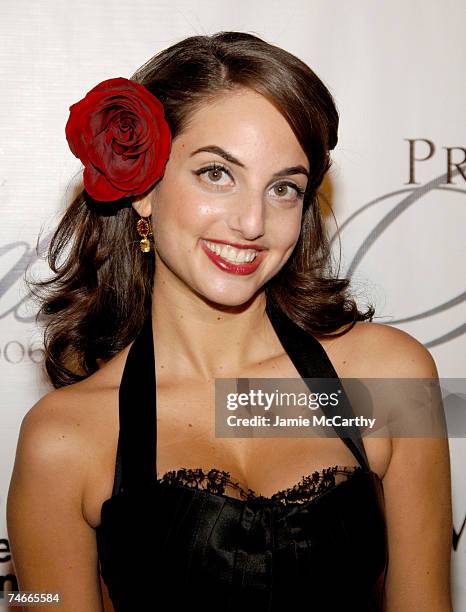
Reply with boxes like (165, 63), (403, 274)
(14, 387), (86, 486)
(12, 342), (132, 507)
(19, 356), (122, 454)
(319, 320), (439, 379)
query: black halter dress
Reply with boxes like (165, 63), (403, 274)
(96, 302), (388, 611)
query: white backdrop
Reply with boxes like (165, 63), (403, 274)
(1, 0), (465, 609)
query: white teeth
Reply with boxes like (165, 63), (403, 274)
(203, 240), (258, 263)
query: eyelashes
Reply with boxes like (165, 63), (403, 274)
(194, 162), (306, 201)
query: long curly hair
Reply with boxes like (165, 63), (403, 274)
(27, 31), (375, 388)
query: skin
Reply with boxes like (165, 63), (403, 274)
(6, 87), (452, 611)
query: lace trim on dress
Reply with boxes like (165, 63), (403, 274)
(157, 465), (363, 506)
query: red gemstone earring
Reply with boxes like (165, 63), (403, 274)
(136, 216), (153, 253)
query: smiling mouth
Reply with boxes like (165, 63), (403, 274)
(202, 239), (259, 264)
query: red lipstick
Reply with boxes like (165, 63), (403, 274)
(200, 239), (266, 275)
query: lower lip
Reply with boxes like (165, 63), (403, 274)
(200, 240), (265, 275)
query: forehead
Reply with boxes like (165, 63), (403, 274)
(174, 88), (308, 167)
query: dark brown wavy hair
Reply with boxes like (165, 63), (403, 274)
(27, 31), (375, 389)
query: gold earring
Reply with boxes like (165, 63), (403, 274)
(136, 216), (153, 253)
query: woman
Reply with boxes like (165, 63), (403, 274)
(7, 32), (452, 611)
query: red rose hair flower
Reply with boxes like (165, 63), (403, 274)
(65, 77), (172, 202)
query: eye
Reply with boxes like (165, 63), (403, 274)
(270, 182), (306, 201)
(195, 163), (233, 187)
(193, 162), (306, 202)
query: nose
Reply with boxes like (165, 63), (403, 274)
(226, 191), (266, 241)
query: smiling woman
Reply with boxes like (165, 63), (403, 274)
(6, 31), (452, 612)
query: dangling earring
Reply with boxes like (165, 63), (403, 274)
(136, 216), (153, 253)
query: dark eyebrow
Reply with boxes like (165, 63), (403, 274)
(190, 145), (309, 180)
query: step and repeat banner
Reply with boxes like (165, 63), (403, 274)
(1, 0), (465, 609)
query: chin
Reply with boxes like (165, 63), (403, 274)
(198, 286), (262, 309)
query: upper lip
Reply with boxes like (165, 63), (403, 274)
(202, 238), (266, 251)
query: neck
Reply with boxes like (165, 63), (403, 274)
(150, 269), (277, 382)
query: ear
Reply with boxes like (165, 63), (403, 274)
(131, 192), (153, 218)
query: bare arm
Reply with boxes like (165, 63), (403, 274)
(6, 392), (104, 612)
(372, 327), (453, 611)
(384, 436), (452, 611)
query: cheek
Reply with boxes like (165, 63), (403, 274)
(152, 193), (218, 257)
(272, 213), (302, 250)
(156, 184), (223, 235)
